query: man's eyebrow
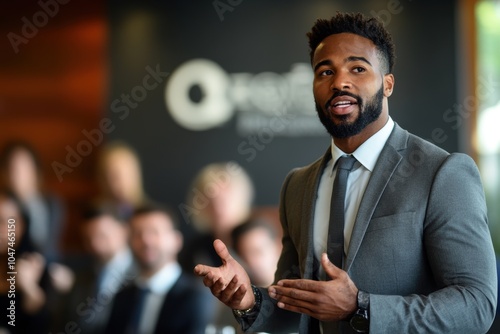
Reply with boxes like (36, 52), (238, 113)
(313, 56), (372, 72)
(346, 56), (372, 66)
(313, 59), (332, 72)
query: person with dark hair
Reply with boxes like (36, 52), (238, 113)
(0, 141), (74, 331)
(0, 189), (51, 333)
(56, 205), (136, 334)
(105, 204), (215, 334)
(231, 218), (281, 287)
(195, 12), (497, 333)
(0, 141), (64, 263)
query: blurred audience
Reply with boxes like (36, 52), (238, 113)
(179, 162), (256, 334)
(231, 217), (281, 287)
(57, 206), (136, 334)
(179, 161), (254, 271)
(0, 189), (51, 333)
(204, 218), (282, 334)
(94, 141), (151, 221)
(0, 141), (74, 332)
(0, 141), (64, 263)
(105, 204), (215, 334)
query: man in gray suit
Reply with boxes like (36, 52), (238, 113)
(194, 12), (497, 333)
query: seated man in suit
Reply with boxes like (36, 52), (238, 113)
(106, 204), (215, 334)
(58, 206), (136, 334)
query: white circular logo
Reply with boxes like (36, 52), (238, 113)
(165, 59), (233, 131)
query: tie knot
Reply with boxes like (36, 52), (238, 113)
(336, 155), (357, 171)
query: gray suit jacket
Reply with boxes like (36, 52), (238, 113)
(247, 124), (497, 334)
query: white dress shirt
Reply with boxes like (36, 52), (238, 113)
(98, 247), (135, 295)
(313, 117), (395, 278)
(135, 262), (182, 334)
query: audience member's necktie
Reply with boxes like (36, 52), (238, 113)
(327, 155), (357, 270)
(128, 286), (150, 334)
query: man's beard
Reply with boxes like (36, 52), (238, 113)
(315, 85), (384, 139)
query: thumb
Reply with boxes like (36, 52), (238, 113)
(213, 239), (233, 264)
(321, 253), (342, 279)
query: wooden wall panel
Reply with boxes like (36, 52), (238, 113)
(0, 0), (107, 253)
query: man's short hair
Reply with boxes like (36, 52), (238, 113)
(231, 217), (277, 253)
(131, 203), (180, 230)
(307, 12), (396, 74)
(82, 204), (123, 224)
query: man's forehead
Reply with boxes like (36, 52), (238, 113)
(313, 32), (379, 64)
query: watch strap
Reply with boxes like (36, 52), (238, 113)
(357, 289), (370, 311)
(232, 285), (262, 317)
(349, 290), (370, 333)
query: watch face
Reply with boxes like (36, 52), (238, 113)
(350, 314), (369, 332)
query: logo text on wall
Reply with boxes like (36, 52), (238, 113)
(164, 59), (325, 136)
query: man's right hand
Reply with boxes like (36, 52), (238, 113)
(194, 239), (255, 310)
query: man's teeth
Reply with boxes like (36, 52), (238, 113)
(333, 101), (354, 107)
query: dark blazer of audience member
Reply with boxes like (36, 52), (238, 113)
(105, 204), (215, 334)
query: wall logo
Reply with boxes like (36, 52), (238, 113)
(164, 58), (325, 136)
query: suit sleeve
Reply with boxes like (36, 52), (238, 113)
(369, 153), (497, 333)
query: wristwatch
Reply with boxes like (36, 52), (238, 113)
(232, 285), (261, 317)
(350, 290), (370, 333)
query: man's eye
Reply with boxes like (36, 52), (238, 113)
(353, 67), (366, 73)
(320, 69), (333, 76)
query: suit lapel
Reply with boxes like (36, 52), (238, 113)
(302, 146), (332, 279)
(301, 148), (331, 280)
(297, 148), (331, 334)
(345, 124), (408, 272)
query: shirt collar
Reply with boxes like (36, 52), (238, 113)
(104, 247), (133, 273)
(330, 117), (395, 172)
(136, 262), (182, 295)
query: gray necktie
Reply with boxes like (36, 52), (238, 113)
(327, 155), (357, 271)
(321, 155), (357, 334)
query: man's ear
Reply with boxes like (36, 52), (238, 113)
(384, 73), (395, 97)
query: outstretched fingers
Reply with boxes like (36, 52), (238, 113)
(219, 275), (247, 305)
(194, 239), (254, 309)
(193, 264), (213, 277)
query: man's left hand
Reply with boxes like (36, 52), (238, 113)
(268, 253), (358, 321)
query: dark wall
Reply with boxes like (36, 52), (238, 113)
(107, 0), (460, 216)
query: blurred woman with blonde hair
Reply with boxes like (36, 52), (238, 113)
(180, 161), (254, 270)
(95, 141), (150, 221)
